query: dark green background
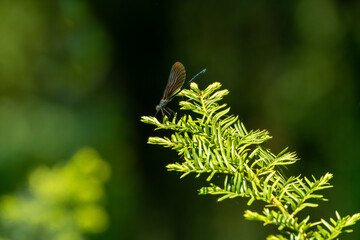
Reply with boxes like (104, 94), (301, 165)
(0, 0), (359, 239)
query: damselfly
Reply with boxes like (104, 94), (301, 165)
(156, 62), (206, 117)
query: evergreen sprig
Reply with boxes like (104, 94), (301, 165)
(141, 82), (360, 239)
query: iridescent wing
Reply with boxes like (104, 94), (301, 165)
(162, 62), (186, 100)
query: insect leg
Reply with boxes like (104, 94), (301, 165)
(163, 107), (172, 117)
(167, 107), (175, 115)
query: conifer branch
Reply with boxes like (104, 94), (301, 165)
(141, 82), (360, 239)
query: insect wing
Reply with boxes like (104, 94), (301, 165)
(162, 62), (186, 99)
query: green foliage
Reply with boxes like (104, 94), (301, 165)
(141, 82), (360, 240)
(0, 148), (111, 240)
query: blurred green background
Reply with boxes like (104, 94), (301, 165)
(0, 0), (359, 239)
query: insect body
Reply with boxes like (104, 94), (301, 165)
(156, 62), (206, 117)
